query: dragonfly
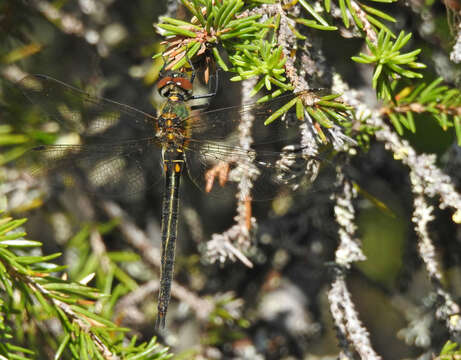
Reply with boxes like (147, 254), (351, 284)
(20, 68), (331, 330)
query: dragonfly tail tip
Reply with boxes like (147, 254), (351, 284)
(155, 313), (166, 331)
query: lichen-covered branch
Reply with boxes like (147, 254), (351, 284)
(328, 169), (380, 359)
(410, 170), (461, 335)
(204, 78), (257, 267)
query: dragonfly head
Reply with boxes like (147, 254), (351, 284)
(157, 71), (193, 101)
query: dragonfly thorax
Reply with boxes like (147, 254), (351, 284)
(157, 71), (193, 101)
(156, 100), (189, 150)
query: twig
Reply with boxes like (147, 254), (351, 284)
(350, 0), (378, 44)
(450, 22), (461, 63)
(371, 118), (461, 215)
(116, 280), (160, 325)
(410, 170), (461, 335)
(89, 230), (111, 273)
(206, 223), (254, 268)
(328, 276), (382, 360)
(328, 169), (381, 359)
(101, 200), (162, 267)
(31, 0), (85, 36)
(332, 170), (366, 269)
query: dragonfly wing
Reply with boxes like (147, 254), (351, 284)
(184, 139), (323, 201)
(186, 90), (317, 143)
(184, 90), (329, 200)
(24, 138), (162, 199)
(19, 74), (156, 141)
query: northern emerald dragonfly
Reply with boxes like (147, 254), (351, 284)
(20, 69), (335, 329)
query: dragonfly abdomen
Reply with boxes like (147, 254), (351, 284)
(156, 158), (184, 330)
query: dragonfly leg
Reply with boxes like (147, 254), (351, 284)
(190, 62), (219, 100)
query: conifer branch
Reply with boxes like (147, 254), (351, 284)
(0, 215), (171, 359)
(381, 78), (461, 145)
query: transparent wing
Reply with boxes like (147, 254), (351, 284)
(184, 139), (323, 201)
(182, 91), (329, 200)
(20, 74), (331, 200)
(185, 90), (322, 143)
(24, 137), (163, 199)
(19, 74), (156, 142)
